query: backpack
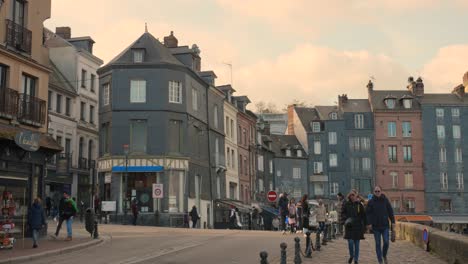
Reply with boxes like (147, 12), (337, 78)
(63, 200), (76, 218)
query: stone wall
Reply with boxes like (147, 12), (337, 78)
(395, 222), (468, 264)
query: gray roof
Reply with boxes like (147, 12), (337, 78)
(369, 90), (421, 111)
(233, 95), (251, 104)
(315, 105), (340, 120)
(270, 135), (305, 157)
(49, 61), (77, 95)
(341, 99), (371, 113)
(106, 32), (184, 66)
(294, 107), (319, 132)
(216, 84), (236, 93)
(420, 93), (468, 105)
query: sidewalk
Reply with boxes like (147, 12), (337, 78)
(0, 219), (103, 264)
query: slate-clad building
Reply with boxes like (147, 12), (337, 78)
(97, 31), (225, 227)
(255, 119), (275, 203)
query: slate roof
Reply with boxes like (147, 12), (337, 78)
(420, 92), (468, 105)
(315, 105), (340, 120)
(341, 99), (371, 113)
(105, 32), (184, 66)
(216, 84), (236, 93)
(294, 107), (319, 133)
(49, 61), (77, 95)
(270, 135), (305, 157)
(368, 90), (421, 111)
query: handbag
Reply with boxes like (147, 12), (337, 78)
(344, 217), (354, 228)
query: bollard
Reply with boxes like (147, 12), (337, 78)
(93, 220), (99, 239)
(322, 224), (328, 245)
(294, 237), (302, 264)
(305, 231), (312, 258)
(260, 251), (269, 264)
(315, 230), (321, 251)
(280, 242), (287, 264)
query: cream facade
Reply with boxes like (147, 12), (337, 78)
(224, 100), (239, 199)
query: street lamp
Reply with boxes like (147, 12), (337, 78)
(123, 144), (129, 225)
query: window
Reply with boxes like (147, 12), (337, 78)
(388, 145), (397, 162)
(297, 150), (303, 157)
(80, 102), (86, 121)
(313, 162), (323, 174)
(390, 172), (398, 188)
(215, 137), (220, 166)
(285, 149), (291, 157)
(330, 112), (338, 120)
(349, 137), (360, 152)
(192, 88), (198, 111)
(48, 91), (52, 110)
(65, 138), (71, 154)
(455, 148), (463, 163)
(258, 179), (264, 192)
(293, 189), (302, 198)
(133, 50), (144, 63)
(78, 137), (84, 158)
(385, 99), (396, 109)
(314, 141), (321, 154)
(239, 155), (243, 174)
(81, 69), (87, 88)
(329, 153), (338, 167)
(436, 108), (444, 118)
(231, 149), (235, 169)
(168, 81), (182, 103)
(243, 156), (247, 175)
(452, 108), (460, 117)
(403, 99), (412, 109)
(404, 172), (413, 189)
(56, 94), (62, 113)
(404, 199), (415, 213)
(314, 183), (324, 196)
(440, 200), (451, 213)
(391, 199), (400, 213)
(130, 80), (146, 103)
(103, 83), (110, 106)
(453, 125), (461, 139)
(277, 170), (281, 177)
(312, 122), (321, 132)
(90, 74), (96, 92)
(361, 137), (370, 151)
(362, 157), (371, 171)
(329, 132), (337, 145)
(402, 122), (412, 137)
(354, 114), (364, 129)
(441, 172), (448, 190)
(89, 105), (95, 124)
(130, 120), (147, 152)
(213, 105), (219, 128)
(226, 148), (230, 168)
(56, 136), (63, 147)
(0, 64), (8, 89)
(230, 120), (234, 140)
(22, 74), (36, 96)
(216, 176), (221, 199)
(269, 160), (273, 174)
(437, 125), (445, 139)
(65, 97), (71, 116)
(439, 147), (447, 162)
(330, 182), (339, 195)
(257, 155), (264, 171)
(225, 117), (229, 136)
(350, 158), (360, 174)
(293, 168), (301, 179)
(403, 145), (412, 162)
(456, 173), (464, 190)
(388, 122), (396, 137)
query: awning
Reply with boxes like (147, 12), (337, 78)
(112, 166), (164, 172)
(395, 215), (433, 222)
(431, 215), (468, 224)
(0, 123), (62, 152)
(259, 205), (279, 216)
(214, 199), (252, 213)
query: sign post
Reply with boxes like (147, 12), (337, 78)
(267, 190), (278, 202)
(153, 184), (163, 199)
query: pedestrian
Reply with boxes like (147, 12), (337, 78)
(45, 196), (51, 217)
(53, 192), (68, 239)
(278, 192), (289, 234)
(131, 198), (138, 226)
(336, 192), (344, 235)
(94, 196), (101, 215)
(251, 206), (260, 230)
(300, 194), (310, 234)
(296, 199), (303, 233)
(316, 199), (327, 234)
(28, 197), (47, 248)
(272, 216), (280, 231)
(366, 186), (395, 264)
(341, 190), (367, 264)
(54, 192), (78, 241)
(235, 207), (242, 229)
(183, 211), (189, 228)
(288, 198), (297, 234)
(189, 205), (200, 229)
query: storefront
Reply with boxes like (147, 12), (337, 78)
(214, 199), (252, 229)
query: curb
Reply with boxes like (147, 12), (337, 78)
(0, 237), (106, 264)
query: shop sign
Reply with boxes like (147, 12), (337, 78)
(102, 201), (116, 211)
(56, 156), (69, 175)
(153, 184), (163, 199)
(104, 173), (112, 183)
(15, 131), (40, 152)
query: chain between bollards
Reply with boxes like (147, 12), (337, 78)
(294, 237), (302, 264)
(280, 242), (287, 264)
(260, 251), (268, 264)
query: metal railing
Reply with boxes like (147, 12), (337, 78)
(0, 87), (19, 117)
(78, 157), (89, 170)
(18, 93), (46, 125)
(5, 19), (32, 54)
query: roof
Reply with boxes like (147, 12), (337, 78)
(233, 95), (251, 104)
(105, 32), (184, 67)
(315, 105), (340, 120)
(431, 215), (468, 224)
(49, 61), (77, 95)
(269, 135), (305, 156)
(216, 84), (236, 93)
(67, 36), (95, 44)
(369, 90), (421, 111)
(420, 93), (468, 105)
(341, 99), (371, 113)
(200, 71), (218, 78)
(294, 107), (319, 132)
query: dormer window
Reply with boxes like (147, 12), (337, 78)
(385, 98), (396, 109)
(297, 150), (302, 157)
(133, 49), (144, 63)
(402, 98), (412, 109)
(330, 112), (338, 120)
(312, 122), (321, 132)
(285, 149), (291, 157)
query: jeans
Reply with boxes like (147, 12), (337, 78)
(373, 227), (390, 262)
(318, 222), (325, 233)
(55, 216), (65, 236)
(66, 217), (73, 237)
(280, 215), (287, 231)
(133, 214), (138, 226)
(32, 229), (39, 245)
(348, 239), (360, 262)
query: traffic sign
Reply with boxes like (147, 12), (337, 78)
(153, 184), (163, 199)
(267, 191), (278, 202)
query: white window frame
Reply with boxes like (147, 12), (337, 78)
(168, 81), (182, 104)
(133, 50), (144, 63)
(451, 108), (460, 117)
(437, 125), (445, 139)
(386, 99), (396, 109)
(293, 168), (301, 179)
(388, 122), (396, 137)
(330, 182), (339, 195)
(330, 112), (338, 120)
(314, 183), (325, 196)
(285, 149), (291, 157)
(390, 171), (398, 188)
(313, 162), (323, 174)
(404, 172), (414, 189)
(453, 125), (461, 139)
(130, 80), (146, 103)
(329, 153), (338, 167)
(403, 99), (412, 109)
(456, 173), (464, 190)
(269, 160), (273, 174)
(354, 114), (364, 129)
(328, 132), (337, 145)
(403, 145), (412, 162)
(455, 148), (463, 163)
(213, 105), (219, 128)
(362, 157), (371, 171)
(192, 88), (198, 111)
(441, 172), (448, 190)
(103, 83), (110, 106)
(297, 150), (303, 157)
(312, 122), (321, 132)
(361, 137), (370, 151)
(439, 147), (447, 163)
(277, 170), (282, 177)
(402, 121), (412, 137)
(258, 155), (264, 171)
(436, 108), (444, 118)
(314, 141), (321, 155)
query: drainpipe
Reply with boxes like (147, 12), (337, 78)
(205, 85), (214, 229)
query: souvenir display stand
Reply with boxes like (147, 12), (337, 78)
(0, 191), (17, 249)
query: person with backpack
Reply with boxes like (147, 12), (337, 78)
(28, 197), (47, 248)
(54, 192), (78, 241)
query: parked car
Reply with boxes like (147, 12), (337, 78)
(308, 200), (319, 230)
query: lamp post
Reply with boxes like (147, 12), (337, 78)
(123, 144), (129, 225)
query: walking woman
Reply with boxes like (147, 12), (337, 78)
(288, 198), (297, 233)
(300, 194), (310, 234)
(296, 199), (303, 233)
(341, 190), (367, 264)
(28, 197), (47, 248)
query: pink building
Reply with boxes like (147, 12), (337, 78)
(368, 79), (426, 213)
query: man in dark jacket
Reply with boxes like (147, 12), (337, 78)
(28, 198), (47, 248)
(54, 192), (68, 238)
(366, 186), (395, 264)
(278, 192), (289, 234)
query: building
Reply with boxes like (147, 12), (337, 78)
(97, 31), (225, 228)
(256, 113), (287, 135)
(420, 73), (468, 225)
(0, 0), (60, 225)
(254, 119), (275, 203)
(368, 78), (425, 214)
(270, 134), (307, 200)
(45, 27), (103, 208)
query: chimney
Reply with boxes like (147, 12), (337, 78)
(287, 104), (296, 135)
(163, 31), (178, 48)
(407, 76), (424, 97)
(56, 27), (71, 39)
(338, 94), (348, 108)
(367, 80), (374, 93)
(452, 85), (465, 99)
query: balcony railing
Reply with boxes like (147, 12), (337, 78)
(78, 157), (89, 170)
(18, 93), (46, 125)
(5, 19), (32, 54)
(0, 87), (19, 117)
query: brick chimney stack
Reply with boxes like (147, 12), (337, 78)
(287, 104), (296, 135)
(56, 27), (71, 39)
(163, 31), (178, 48)
(338, 94), (348, 108)
(407, 76), (424, 97)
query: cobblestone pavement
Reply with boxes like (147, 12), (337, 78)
(270, 234), (448, 264)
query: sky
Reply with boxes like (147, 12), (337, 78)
(45, 0), (468, 110)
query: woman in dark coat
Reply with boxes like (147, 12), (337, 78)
(28, 197), (47, 248)
(341, 190), (367, 264)
(300, 194), (310, 233)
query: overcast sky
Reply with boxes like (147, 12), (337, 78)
(45, 0), (468, 109)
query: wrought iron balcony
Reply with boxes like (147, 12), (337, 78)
(0, 87), (19, 117)
(18, 93), (46, 125)
(5, 19), (32, 54)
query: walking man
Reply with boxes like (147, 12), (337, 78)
(278, 192), (289, 234)
(189, 205), (200, 228)
(131, 198), (139, 226)
(28, 197), (47, 248)
(366, 186), (395, 264)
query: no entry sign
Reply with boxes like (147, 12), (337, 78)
(267, 191), (278, 202)
(152, 184), (163, 199)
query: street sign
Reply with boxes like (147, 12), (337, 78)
(153, 183), (163, 199)
(267, 191), (278, 202)
(102, 201), (116, 212)
(15, 131), (40, 152)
